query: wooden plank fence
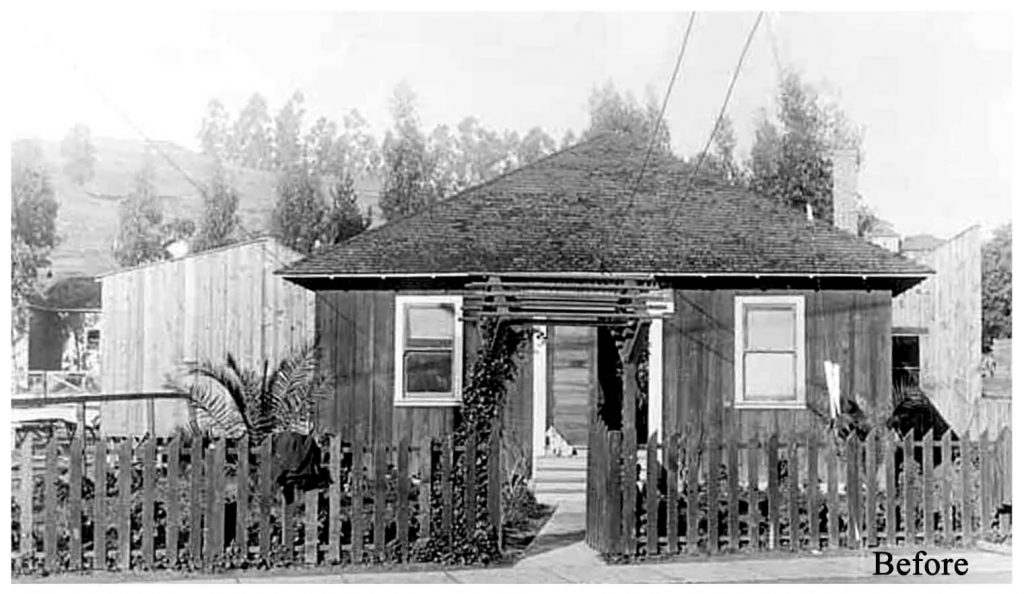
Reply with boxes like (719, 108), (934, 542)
(586, 427), (1012, 557)
(10, 432), (502, 573)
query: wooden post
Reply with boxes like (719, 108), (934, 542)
(747, 434), (760, 551)
(463, 435), (477, 544)
(418, 438), (433, 545)
(621, 359), (639, 556)
(922, 429), (935, 547)
(304, 481), (318, 565)
(979, 431), (991, 540)
(44, 437), (58, 573)
(258, 438), (273, 561)
(351, 441), (366, 563)
(806, 435), (819, 551)
(708, 432), (721, 553)
(827, 439), (839, 549)
(903, 431), (915, 545)
(69, 428), (84, 571)
(118, 438), (132, 570)
(206, 438), (225, 566)
(767, 434), (780, 550)
(236, 438), (250, 556)
(142, 438), (156, 567)
(608, 431), (623, 555)
(327, 436), (340, 564)
(190, 437), (204, 565)
(846, 434), (861, 548)
(864, 429), (877, 547)
(686, 434), (700, 554)
(441, 436), (454, 549)
(92, 435), (106, 569)
(486, 429), (501, 551)
(666, 433), (679, 555)
(960, 433), (973, 545)
(727, 430), (740, 552)
(166, 436), (180, 568)
(939, 430), (952, 545)
(645, 434), (658, 556)
(883, 433), (896, 546)
(787, 438), (800, 551)
(397, 437), (411, 560)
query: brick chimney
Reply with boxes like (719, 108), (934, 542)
(831, 148), (859, 235)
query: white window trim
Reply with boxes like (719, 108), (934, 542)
(733, 295), (806, 409)
(394, 295), (464, 407)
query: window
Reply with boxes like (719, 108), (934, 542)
(892, 335), (921, 389)
(733, 295), (806, 408)
(394, 295), (463, 406)
(86, 329), (100, 351)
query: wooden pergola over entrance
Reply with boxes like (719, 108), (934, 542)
(462, 273), (671, 548)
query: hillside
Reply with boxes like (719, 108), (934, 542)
(20, 137), (380, 281)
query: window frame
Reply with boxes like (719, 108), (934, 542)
(891, 333), (923, 390)
(733, 295), (807, 409)
(393, 294), (464, 407)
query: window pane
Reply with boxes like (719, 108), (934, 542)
(744, 352), (797, 401)
(404, 351), (453, 394)
(746, 307), (796, 351)
(406, 305), (455, 342)
(892, 336), (920, 368)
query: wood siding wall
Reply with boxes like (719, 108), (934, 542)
(661, 289), (892, 442)
(893, 227), (983, 434)
(99, 239), (315, 436)
(314, 290), (534, 459)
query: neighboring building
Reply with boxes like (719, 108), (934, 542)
(98, 237), (315, 436)
(21, 277), (103, 386)
(278, 135), (930, 475)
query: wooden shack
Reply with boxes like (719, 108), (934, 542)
(98, 237), (315, 436)
(892, 226), (983, 434)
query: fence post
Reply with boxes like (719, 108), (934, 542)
(902, 431), (915, 545)
(826, 438), (839, 550)
(960, 432), (973, 545)
(237, 438), (250, 557)
(69, 428), (84, 571)
(864, 428), (877, 548)
(190, 437), (204, 565)
(142, 437), (156, 567)
(327, 436), (341, 564)
(922, 429), (935, 547)
(686, 432), (700, 554)
(418, 438), (433, 545)
(118, 438), (132, 570)
(397, 436), (411, 561)
(883, 433), (896, 546)
(666, 433), (680, 555)
(806, 435), (819, 551)
(44, 436), (58, 573)
(846, 434), (861, 549)
(608, 431), (623, 555)
(766, 434), (779, 551)
(304, 471), (318, 565)
(727, 430), (740, 552)
(92, 435), (106, 569)
(645, 433), (658, 556)
(441, 436), (454, 550)
(206, 438), (225, 567)
(746, 434), (760, 551)
(258, 438), (273, 562)
(787, 437), (800, 551)
(940, 430), (952, 545)
(979, 430), (991, 540)
(486, 429), (501, 552)
(167, 435), (181, 568)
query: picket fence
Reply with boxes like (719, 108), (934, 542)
(588, 422), (1012, 557)
(11, 430), (501, 573)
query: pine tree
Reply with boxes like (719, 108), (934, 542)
(60, 123), (97, 186)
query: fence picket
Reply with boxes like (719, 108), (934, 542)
(142, 438), (155, 567)
(940, 430), (952, 545)
(167, 436), (180, 568)
(236, 438), (250, 555)
(487, 429), (501, 549)
(686, 435), (700, 554)
(666, 434), (679, 554)
(304, 480), (318, 565)
(623, 429), (637, 555)
(846, 435), (861, 548)
(373, 442), (387, 562)
(190, 437), (204, 565)
(726, 432), (739, 551)
(418, 438), (432, 545)
(92, 435), (106, 569)
(746, 435), (760, 551)
(327, 436), (340, 564)
(351, 441), (365, 563)
(397, 437), (411, 560)
(258, 438), (273, 561)
(441, 436), (454, 548)
(464, 434), (477, 544)
(44, 437), (58, 573)
(864, 429), (877, 547)
(979, 431), (991, 540)
(903, 431), (915, 545)
(883, 434), (895, 545)
(766, 434), (779, 550)
(608, 431), (623, 554)
(707, 434), (721, 553)
(645, 435), (658, 555)
(826, 439), (839, 549)
(118, 438), (132, 570)
(69, 429), (84, 571)
(922, 430), (935, 547)
(960, 433), (973, 545)
(207, 438), (225, 565)
(787, 439), (800, 551)
(806, 436), (819, 550)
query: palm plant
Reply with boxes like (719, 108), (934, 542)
(183, 343), (332, 445)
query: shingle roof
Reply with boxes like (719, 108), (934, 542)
(279, 134), (932, 280)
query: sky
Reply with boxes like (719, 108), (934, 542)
(6, 8), (1014, 239)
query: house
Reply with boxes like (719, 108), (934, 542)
(98, 237), (315, 436)
(278, 134), (931, 477)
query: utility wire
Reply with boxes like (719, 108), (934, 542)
(602, 12), (697, 271)
(664, 11), (763, 232)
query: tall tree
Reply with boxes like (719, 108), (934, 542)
(11, 140), (59, 336)
(320, 172), (371, 245)
(701, 115), (741, 185)
(336, 109), (382, 176)
(274, 90), (306, 170)
(982, 223), (1012, 350)
(60, 123), (97, 186)
(583, 82), (671, 153)
(271, 168), (327, 255)
(516, 127), (557, 167)
(198, 99), (232, 162)
(192, 164), (241, 252)
(304, 116), (339, 175)
(114, 153), (194, 266)
(379, 83), (442, 221)
(233, 93), (274, 169)
(746, 71), (863, 222)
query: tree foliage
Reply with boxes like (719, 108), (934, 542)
(60, 123), (97, 186)
(11, 140), (59, 336)
(982, 223), (1012, 349)
(583, 81), (670, 153)
(271, 166), (370, 255)
(746, 71), (863, 222)
(233, 93), (274, 169)
(198, 99), (232, 162)
(192, 164), (241, 253)
(274, 91), (306, 170)
(114, 154), (195, 267)
(379, 83), (444, 221)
